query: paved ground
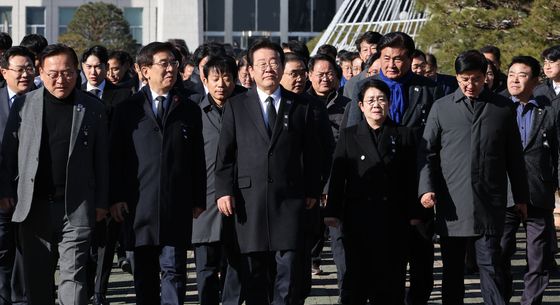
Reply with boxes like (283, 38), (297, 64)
(100, 229), (560, 304)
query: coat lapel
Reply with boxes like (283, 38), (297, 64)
(355, 120), (382, 166)
(269, 92), (293, 148)
(69, 90), (85, 156)
(0, 87), (10, 124)
(402, 84), (421, 125)
(376, 122), (398, 166)
(140, 87), (163, 133)
(201, 95), (221, 132)
(243, 89), (269, 143)
(525, 106), (546, 150)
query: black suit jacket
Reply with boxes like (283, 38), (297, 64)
(81, 81), (131, 124)
(110, 86), (206, 248)
(214, 87), (322, 253)
(502, 94), (560, 209)
(435, 73), (458, 96)
(534, 79), (560, 105)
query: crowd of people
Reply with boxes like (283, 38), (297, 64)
(0, 29), (557, 305)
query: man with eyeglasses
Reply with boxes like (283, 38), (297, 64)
(305, 53), (351, 304)
(109, 41), (206, 305)
(0, 46), (36, 305)
(79, 45), (132, 305)
(419, 50), (530, 305)
(535, 45), (560, 104)
(214, 39), (323, 305)
(0, 43), (109, 305)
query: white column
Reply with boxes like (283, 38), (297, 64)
(279, 0), (288, 42)
(158, 0), (202, 50)
(224, 0), (233, 44)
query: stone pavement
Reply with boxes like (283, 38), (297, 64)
(100, 229), (560, 305)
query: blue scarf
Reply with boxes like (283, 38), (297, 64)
(378, 70), (414, 124)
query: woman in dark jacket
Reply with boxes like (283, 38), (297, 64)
(324, 79), (418, 305)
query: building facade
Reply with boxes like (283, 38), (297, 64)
(0, 0), (202, 51)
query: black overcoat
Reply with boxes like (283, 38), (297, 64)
(109, 86), (206, 248)
(214, 87), (322, 253)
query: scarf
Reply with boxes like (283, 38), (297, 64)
(378, 70), (414, 124)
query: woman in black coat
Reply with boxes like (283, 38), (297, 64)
(324, 79), (418, 305)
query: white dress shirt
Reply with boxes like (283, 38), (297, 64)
(86, 80), (106, 99)
(150, 89), (169, 116)
(256, 86), (281, 127)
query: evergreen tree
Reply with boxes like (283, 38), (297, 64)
(59, 2), (138, 56)
(415, 0), (560, 73)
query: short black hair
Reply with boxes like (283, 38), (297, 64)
(358, 79), (391, 103)
(480, 45), (501, 64)
(412, 49), (426, 61)
(0, 46), (35, 69)
(317, 44), (338, 60)
(38, 44), (79, 68)
(509, 55), (541, 79)
(425, 53), (437, 68)
(0, 32), (12, 51)
(81, 45), (108, 65)
(355, 31), (382, 50)
(454, 50), (488, 75)
(203, 55), (238, 82)
(284, 40), (310, 62)
(308, 53), (340, 79)
(192, 42), (226, 67)
(247, 39), (285, 68)
(284, 52), (306, 68)
(20, 34), (48, 56)
(339, 51), (359, 63)
(377, 32), (415, 58)
(167, 39), (189, 54)
(542, 45), (560, 62)
(136, 41), (175, 68)
(108, 50), (132, 66)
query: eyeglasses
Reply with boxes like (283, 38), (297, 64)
(284, 70), (307, 79)
(313, 71), (335, 80)
(7, 66), (35, 75)
(457, 76), (484, 86)
(254, 61), (280, 71)
(152, 60), (179, 70)
(45, 70), (76, 80)
(362, 96), (388, 106)
(544, 60), (560, 66)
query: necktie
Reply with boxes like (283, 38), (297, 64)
(266, 96), (276, 136)
(155, 96), (166, 124)
(89, 88), (100, 98)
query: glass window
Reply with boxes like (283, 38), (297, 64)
(233, 0), (255, 31)
(124, 8), (143, 44)
(289, 0), (310, 32)
(257, 0), (279, 31)
(204, 0), (225, 31)
(58, 7), (77, 35)
(0, 7), (12, 35)
(26, 7), (46, 36)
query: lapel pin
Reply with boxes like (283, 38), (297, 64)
(360, 155), (365, 160)
(414, 87), (420, 92)
(76, 104), (84, 112)
(287, 100), (292, 105)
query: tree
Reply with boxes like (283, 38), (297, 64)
(58, 2), (138, 57)
(415, 0), (560, 73)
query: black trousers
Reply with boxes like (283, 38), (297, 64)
(440, 235), (506, 305)
(0, 210), (26, 305)
(329, 224), (350, 303)
(244, 250), (296, 305)
(293, 205), (322, 304)
(94, 216), (126, 295)
(133, 245), (187, 305)
(405, 221), (434, 305)
(500, 205), (553, 305)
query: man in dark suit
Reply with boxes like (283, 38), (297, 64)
(190, 43), (227, 95)
(500, 56), (559, 305)
(419, 50), (530, 305)
(0, 46), (36, 305)
(342, 31), (440, 305)
(191, 55), (247, 305)
(342, 31), (382, 101)
(425, 53), (458, 96)
(80, 45), (132, 305)
(0, 43), (109, 305)
(535, 45), (560, 105)
(109, 41), (206, 305)
(214, 39), (322, 305)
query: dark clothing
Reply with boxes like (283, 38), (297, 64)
(244, 251), (297, 305)
(326, 119), (418, 304)
(501, 206), (553, 305)
(305, 87), (350, 142)
(534, 80), (560, 105)
(514, 99), (538, 148)
(34, 91), (74, 199)
(419, 88), (530, 236)
(81, 81), (132, 125)
(434, 73), (458, 96)
(214, 87), (322, 253)
(110, 86), (206, 248)
(440, 235), (506, 305)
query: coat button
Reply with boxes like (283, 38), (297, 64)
(268, 178), (273, 183)
(269, 152), (273, 156)
(154, 127), (159, 132)
(382, 196), (388, 201)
